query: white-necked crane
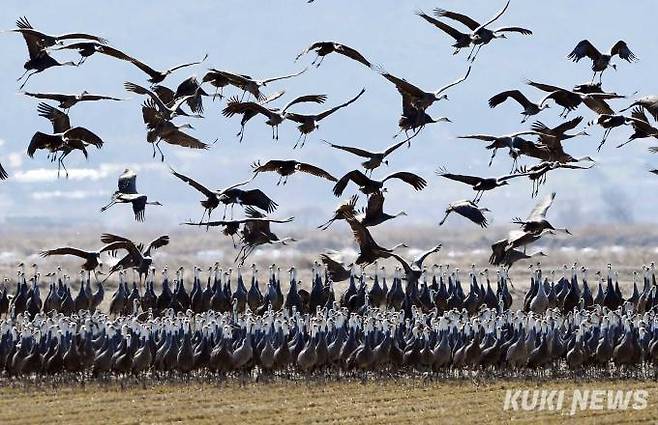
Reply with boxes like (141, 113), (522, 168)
(7, 17), (106, 88)
(526, 80), (624, 118)
(567, 40), (638, 82)
(518, 161), (594, 197)
(439, 200), (490, 228)
(616, 108), (658, 149)
(285, 88), (366, 148)
(171, 169), (276, 221)
(378, 66), (470, 112)
(295, 41), (372, 68)
(333, 169), (426, 197)
(433, 1), (532, 62)
(141, 100), (208, 161)
(323, 137), (410, 175)
(488, 90), (549, 123)
(232, 207), (296, 265)
(436, 167), (528, 202)
(54, 41), (207, 83)
(388, 244), (442, 284)
(22, 91), (123, 111)
(184, 214), (293, 249)
(100, 234), (170, 283)
(28, 103), (103, 177)
(345, 214), (406, 267)
(125, 82), (202, 119)
(458, 131), (541, 167)
(201, 68), (306, 101)
(251, 160), (337, 185)
(39, 242), (126, 280)
(222, 93), (327, 141)
(100, 169), (162, 222)
(512, 192), (572, 235)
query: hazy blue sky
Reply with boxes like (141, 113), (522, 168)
(1, 0), (657, 237)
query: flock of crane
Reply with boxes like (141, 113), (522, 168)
(2, 2), (658, 378)
(1, 262), (658, 376)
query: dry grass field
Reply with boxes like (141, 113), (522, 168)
(0, 377), (656, 424)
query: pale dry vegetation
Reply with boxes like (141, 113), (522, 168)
(0, 378), (656, 424)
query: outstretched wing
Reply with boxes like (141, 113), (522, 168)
(324, 141), (373, 158)
(36, 102), (70, 133)
(160, 128), (208, 150)
(296, 162), (337, 181)
(316, 88), (365, 121)
(453, 203), (488, 227)
(222, 98), (276, 119)
(435, 66), (471, 96)
(118, 169), (137, 194)
(416, 11), (469, 41)
(550, 116), (584, 135)
(433, 8), (480, 30)
(319, 254), (350, 282)
(489, 90), (533, 109)
(494, 27), (532, 35)
(251, 160), (287, 174)
(333, 169), (372, 196)
(334, 43), (372, 67)
(382, 172), (427, 190)
(65, 127), (104, 148)
(436, 171), (483, 187)
(610, 40), (638, 62)
(170, 169), (215, 198)
(527, 192), (556, 221)
(281, 94), (327, 113)
(40, 247), (91, 259)
(146, 235), (169, 254)
(526, 80), (566, 94)
(241, 189), (278, 213)
(458, 134), (497, 142)
(568, 40), (601, 62)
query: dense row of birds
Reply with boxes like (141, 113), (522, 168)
(2, 262), (658, 376)
(1, 4), (657, 287)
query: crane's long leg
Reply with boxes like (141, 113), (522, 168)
(470, 45), (483, 63)
(293, 132), (304, 149)
(222, 204), (228, 219)
(438, 211), (451, 226)
(16, 69), (31, 81)
(60, 156), (70, 179)
(18, 70), (39, 90)
(100, 200), (117, 212)
(598, 128), (612, 151)
(155, 141), (165, 162)
(488, 148), (498, 167)
(466, 45), (477, 61)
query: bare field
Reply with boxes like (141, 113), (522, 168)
(0, 377), (655, 424)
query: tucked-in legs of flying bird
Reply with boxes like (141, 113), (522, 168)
(466, 45), (477, 61)
(156, 141), (165, 161)
(18, 71), (38, 90)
